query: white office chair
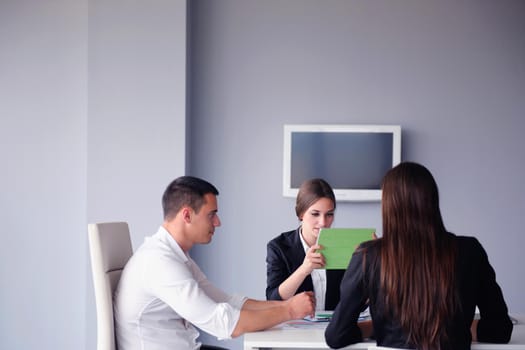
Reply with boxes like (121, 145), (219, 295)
(88, 222), (133, 350)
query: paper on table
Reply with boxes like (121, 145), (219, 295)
(303, 308), (371, 323)
(304, 311), (334, 322)
(317, 228), (375, 269)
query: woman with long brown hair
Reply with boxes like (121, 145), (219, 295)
(325, 162), (513, 349)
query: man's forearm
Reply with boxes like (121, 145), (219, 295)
(231, 305), (289, 337)
(242, 298), (282, 310)
(231, 292), (315, 337)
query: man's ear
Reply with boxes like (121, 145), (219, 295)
(181, 207), (192, 223)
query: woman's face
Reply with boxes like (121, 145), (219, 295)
(300, 197), (335, 246)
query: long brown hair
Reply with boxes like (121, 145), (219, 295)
(380, 162), (458, 350)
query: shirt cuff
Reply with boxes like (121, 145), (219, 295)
(229, 294), (247, 309)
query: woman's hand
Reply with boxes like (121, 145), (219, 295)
(299, 244), (325, 275)
(277, 244), (325, 300)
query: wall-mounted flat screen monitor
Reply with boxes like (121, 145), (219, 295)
(283, 124), (402, 201)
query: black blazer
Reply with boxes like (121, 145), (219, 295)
(325, 233), (513, 349)
(266, 228), (345, 310)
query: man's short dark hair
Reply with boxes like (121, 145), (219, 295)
(162, 176), (219, 220)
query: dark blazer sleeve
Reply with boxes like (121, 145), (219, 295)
(466, 237), (513, 343)
(266, 230), (313, 301)
(266, 238), (289, 300)
(325, 247), (369, 348)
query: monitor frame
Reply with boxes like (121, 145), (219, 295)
(282, 124), (402, 202)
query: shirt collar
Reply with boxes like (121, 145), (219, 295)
(156, 225), (189, 263)
(298, 227), (310, 254)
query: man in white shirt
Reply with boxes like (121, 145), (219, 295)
(114, 176), (315, 350)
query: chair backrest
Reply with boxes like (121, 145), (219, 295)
(88, 222), (133, 350)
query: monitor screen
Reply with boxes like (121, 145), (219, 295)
(283, 124), (401, 201)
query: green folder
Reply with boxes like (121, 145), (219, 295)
(317, 228), (375, 269)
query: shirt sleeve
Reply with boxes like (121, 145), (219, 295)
(144, 253), (243, 340)
(190, 256), (248, 309)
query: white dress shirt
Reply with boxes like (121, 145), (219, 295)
(299, 231), (326, 311)
(114, 226), (246, 350)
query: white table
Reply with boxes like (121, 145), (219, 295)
(243, 315), (525, 350)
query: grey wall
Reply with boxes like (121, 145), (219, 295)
(1, 1), (88, 349)
(0, 0), (187, 349)
(188, 1), (525, 349)
(86, 1), (187, 349)
(1, 1), (523, 350)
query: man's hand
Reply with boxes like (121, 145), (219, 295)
(233, 292), (316, 337)
(286, 291), (315, 319)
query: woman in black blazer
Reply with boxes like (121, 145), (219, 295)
(325, 162), (513, 349)
(266, 178), (345, 311)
